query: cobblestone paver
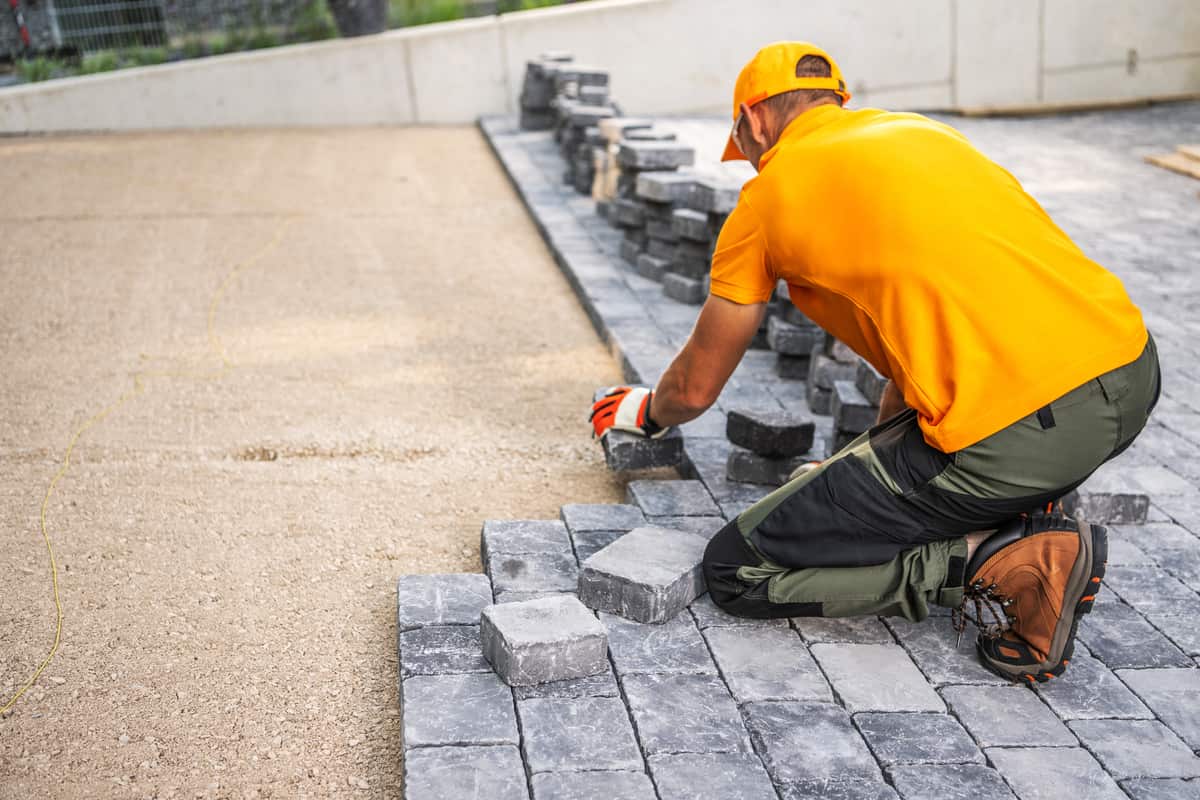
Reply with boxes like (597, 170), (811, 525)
(395, 105), (1200, 798)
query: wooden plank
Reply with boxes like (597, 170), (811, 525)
(1177, 144), (1200, 162)
(1145, 152), (1200, 180)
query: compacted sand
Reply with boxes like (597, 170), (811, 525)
(0, 127), (631, 798)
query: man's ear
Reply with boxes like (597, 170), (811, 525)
(741, 101), (771, 149)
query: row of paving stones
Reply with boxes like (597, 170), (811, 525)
(396, 499), (1200, 799)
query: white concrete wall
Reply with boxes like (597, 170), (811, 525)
(2, 0), (1198, 133)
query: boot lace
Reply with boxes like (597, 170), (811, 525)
(952, 579), (1016, 647)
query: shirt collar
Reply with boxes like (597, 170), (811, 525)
(758, 104), (844, 170)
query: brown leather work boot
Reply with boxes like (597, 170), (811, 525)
(954, 511), (1107, 686)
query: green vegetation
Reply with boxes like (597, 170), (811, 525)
(389, 0), (467, 27)
(79, 52), (120, 75)
(290, 0), (338, 42)
(16, 57), (56, 83)
(128, 47), (168, 67)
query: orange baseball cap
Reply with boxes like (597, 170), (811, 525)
(721, 41), (851, 162)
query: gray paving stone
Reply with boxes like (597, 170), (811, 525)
(793, 615), (894, 644)
(518, 696), (643, 773)
(725, 407), (816, 457)
(1118, 668), (1200, 749)
(775, 352), (810, 379)
(493, 589), (574, 604)
(1152, 613), (1200, 656)
(571, 529), (625, 563)
(399, 625), (490, 678)
(511, 665), (620, 700)
(648, 753), (777, 800)
(635, 170), (697, 204)
(1034, 647), (1152, 719)
(625, 480), (720, 517)
(617, 141), (695, 169)
(812, 643), (944, 712)
(743, 701), (883, 796)
(854, 712), (984, 766)
(1121, 778), (1200, 800)
(986, 747), (1127, 800)
(886, 615), (1008, 685)
(725, 447), (807, 486)
(601, 611), (716, 675)
(1078, 600), (1192, 669)
(766, 315), (823, 356)
(1103, 566), (1200, 617)
(808, 351), (859, 390)
(887, 763), (1015, 800)
(481, 519), (573, 560)
(602, 427), (685, 470)
(401, 674), (518, 748)
(1117, 522), (1200, 589)
(403, 745), (529, 800)
(832, 380), (877, 433)
(579, 526), (707, 623)
(1106, 533), (1157, 566)
(645, 515), (725, 539)
(480, 595), (608, 686)
(1064, 476), (1152, 524)
(488, 550), (579, 596)
(622, 673), (752, 756)
(1070, 719), (1200, 779)
(530, 771), (656, 800)
(856, 360), (890, 406)
(941, 685), (1074, 747)
(662, 272), (706, 305)
(396, 573), (494, 631)
(703, 626), (831, 704)
(671, 208), (711, 242)
(688, 592), (789, 629)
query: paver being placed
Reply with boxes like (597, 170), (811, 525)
(942, 685), (1075, 747)
(854, 712), (984, 766)
(396, 573), (495, 631)
(726, 408), (816, 457)
(399, 625), (490, 678)
(403, 745), (529, 800)
(1117, 668), (1200, 749)
(402, 673), (519, 748)
(601, 611), (716, 675)
(602, 428), (685, 470)
(518, 695), (644, 773)
(577, 526), (707, 623)
(622, 673), (753, 756)
(987, 747), (1127, 800)
(812, 643), (944, 712)
(560, 503), (646, 533)
(703, 626), (831, 704)
(480, 595), (609, 686)
(742, 701), (886, 799)
(1069, 719), (1200, 779)
(648, 753), (778, 800)
(625, 480), (721, 517)
(530, 771), (656, 800)
(886, 763), (1015, 800)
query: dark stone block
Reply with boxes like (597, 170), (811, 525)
(767, 315), (823, 356)
(726, 407), (816, 457)
(743, 701), (881, 792)
(635, 170), (697, 203)
(646, 236), (675, 260)
(399, 625), (490, 678)
(560, 503), (646, 533)
(648, 753), (777, 800)
(401, 673), (519, 748)
(775, 353), (810, 380)
(662, 272), (706, 305)
(856, 359), (890, 406)
(396, 573), (495, 631)
(519, 696), (643, 773)
(618, 238), (642, 265)
(487, 551), (579, 596)
(672, 208), (712, 242)
(403, 746), (529, 800)
(887, 764), (1015, 800)
(1078, 601), (1192, 669)
(645, 219), (677, 242)
(626, 480), (721, 517)
(854, 712), (984, 765)
(602, 427), (684, 470)
(577, 527), (708, 623)
(807, 381), (833, 415)
(622, 673), (753, 755)
(832, 380), (877, 433)
(688, 177), (741, 214)
(480, 595), (609, 686)
(481, 519), (573, 561)
(809, 351), (859, 390)
(726, 447), (808, 486)
(617, 141), (695, 170)
(609, 198), (645, 228)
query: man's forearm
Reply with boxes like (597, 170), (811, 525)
(876, 380), (908, 423)
(649, 356), (713, 428)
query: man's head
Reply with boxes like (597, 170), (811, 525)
(723, 42), (850, 171)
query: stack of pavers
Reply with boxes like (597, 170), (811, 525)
(608, 139), (696, 266)
(516, 52), (574, 131)
(725, 407), (821, 487)
(551, 77), (617, 195)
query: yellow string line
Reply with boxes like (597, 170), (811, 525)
(1, 218), (294, 716)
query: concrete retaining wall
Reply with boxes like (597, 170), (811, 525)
(2, 0), (1198, 132)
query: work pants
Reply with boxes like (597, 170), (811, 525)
(703, 334), (1162, 622)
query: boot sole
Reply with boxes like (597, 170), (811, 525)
(976, 520), (1108, 687)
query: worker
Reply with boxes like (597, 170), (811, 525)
(590, 41), (1160, 685)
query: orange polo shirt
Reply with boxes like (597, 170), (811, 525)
(711, 104), (1147, 453)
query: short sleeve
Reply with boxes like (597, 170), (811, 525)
(709, 196), (774, 305)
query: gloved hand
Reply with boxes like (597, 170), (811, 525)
(589, 386), (668, 439)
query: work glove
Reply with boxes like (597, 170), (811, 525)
(589, 386), (668, 439)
